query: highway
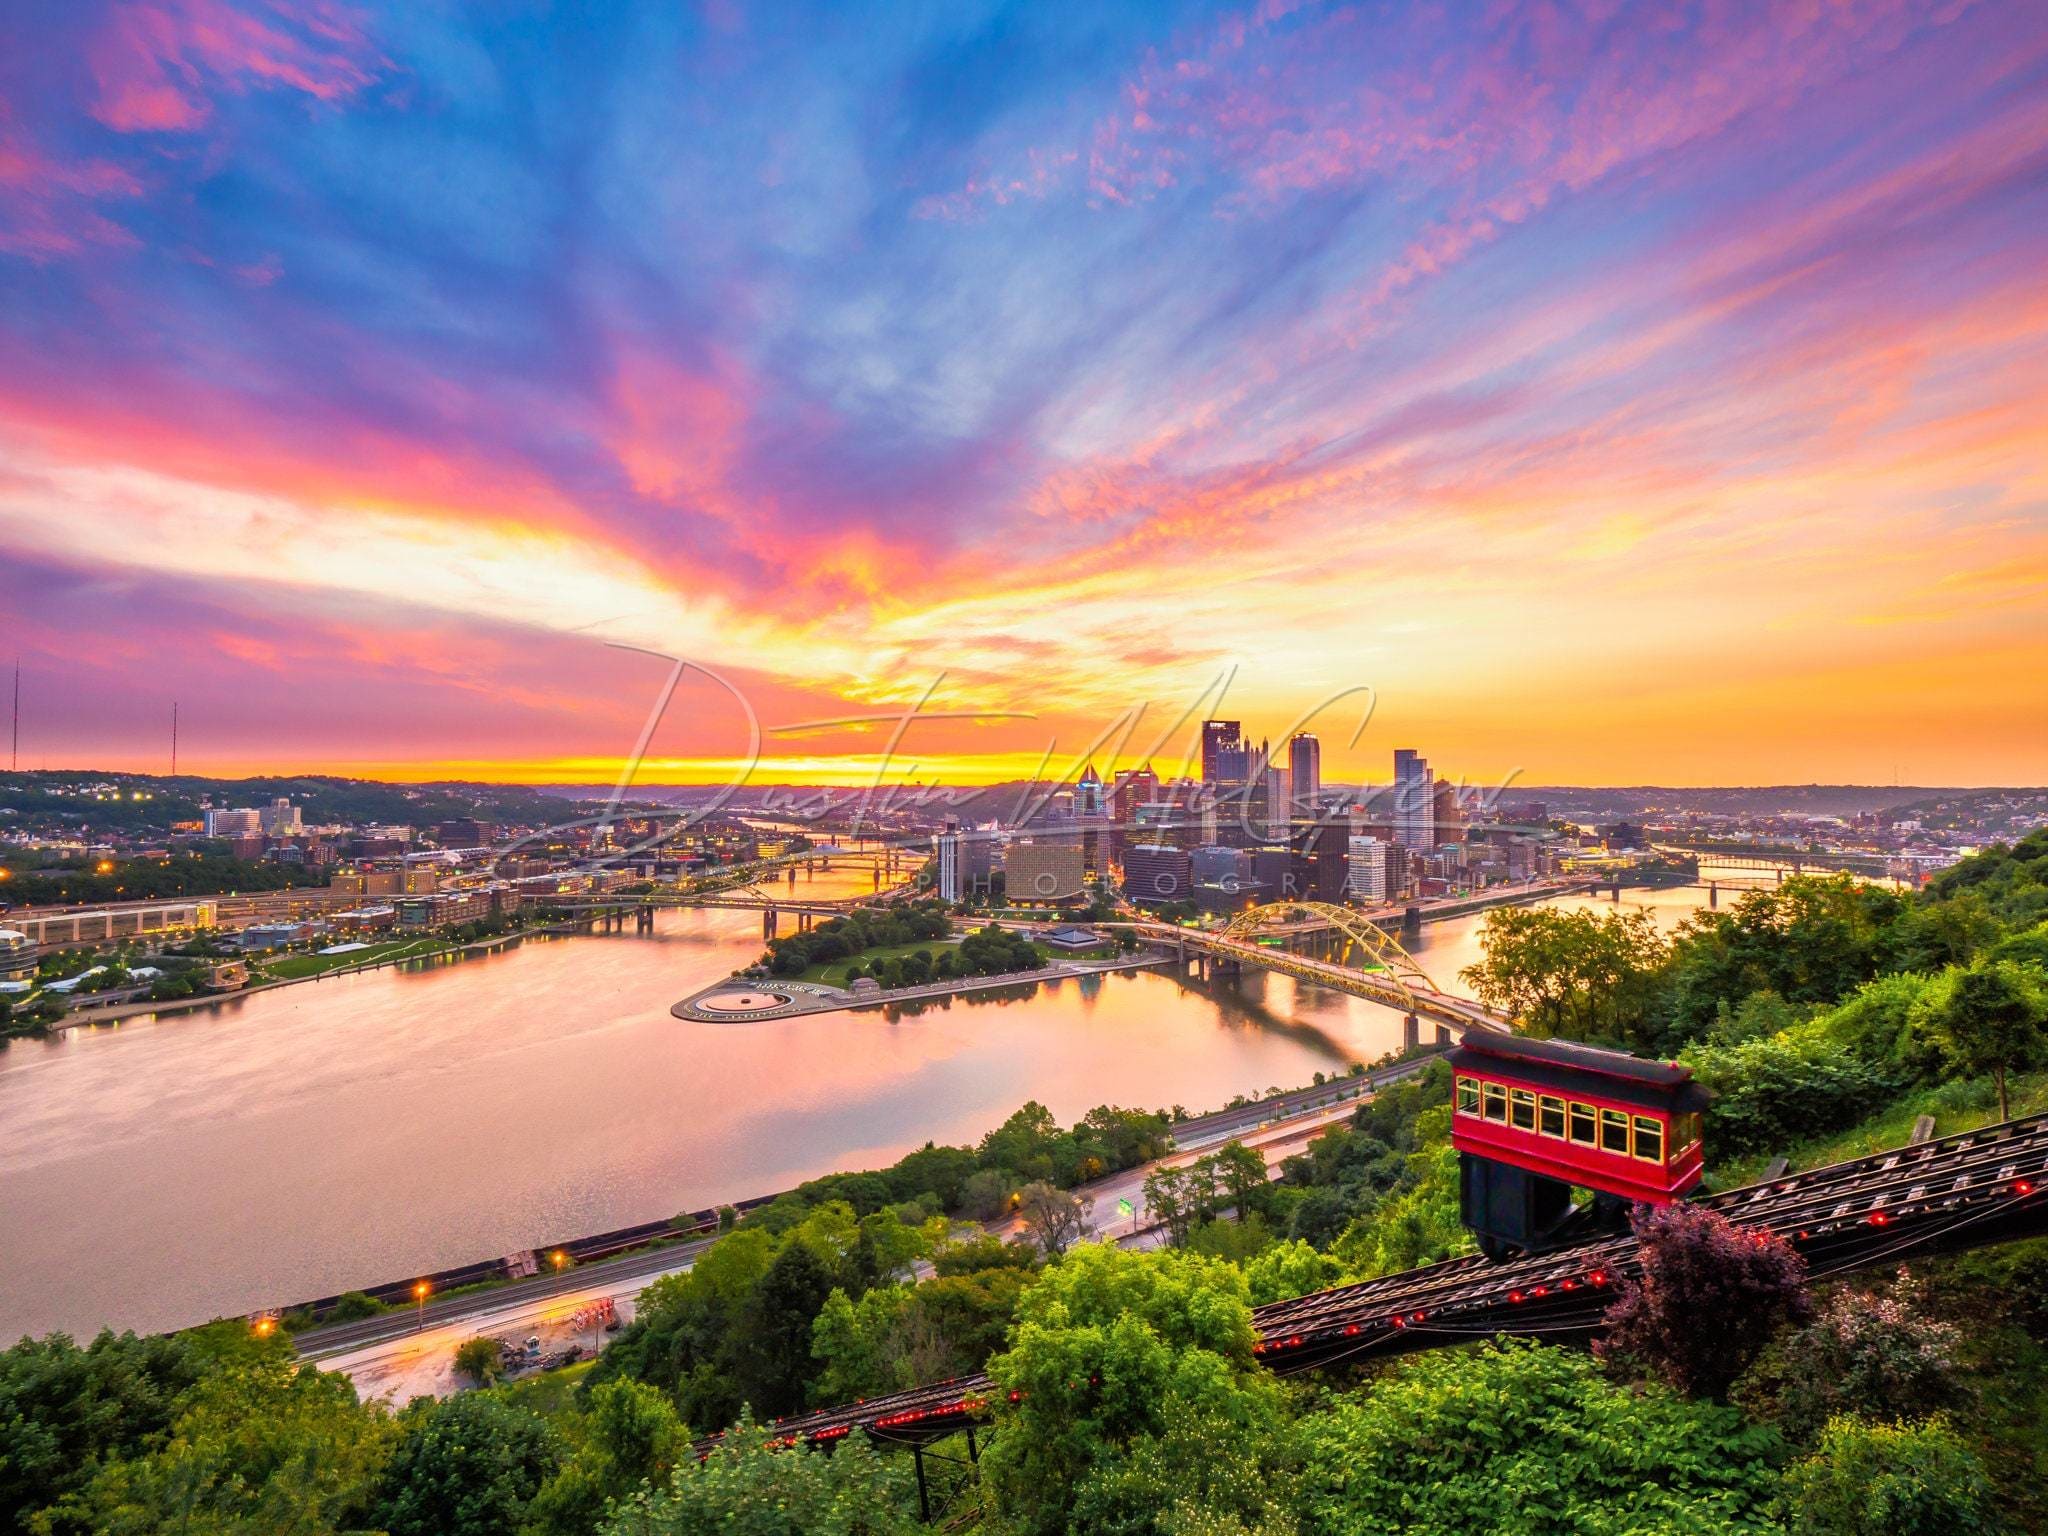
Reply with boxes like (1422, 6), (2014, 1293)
(297, 1054), (1438, 1402)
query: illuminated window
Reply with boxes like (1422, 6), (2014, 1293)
(1600, 1109), (1630, 1155)
(1538, 1095), (1565, 1138)
(1456, 1076), (1480, 1116)
(1672, 1111), (1701, 1150)
(1482, 1083), (1508, 1122)
(1510, 1088), (1536, 1131)
(1632, 1116), (1664, 1162)
(1568, 1103), (1596, 1145)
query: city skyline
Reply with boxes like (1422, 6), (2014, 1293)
(3, 1), (2046, 786)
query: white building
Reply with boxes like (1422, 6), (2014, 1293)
(933, 820), (962, 902)
(205, 807), (262, 837)
(1347, 836), (1399, 901)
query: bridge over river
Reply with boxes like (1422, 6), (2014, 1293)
(1112, 901), (1511, 1045)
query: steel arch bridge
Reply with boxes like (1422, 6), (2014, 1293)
(1217, 901), (1440, 1007)
(1119, 903), (1503, 1034)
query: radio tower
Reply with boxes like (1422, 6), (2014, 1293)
(171, 702), (179, 777)
(10, 659), (17, 773)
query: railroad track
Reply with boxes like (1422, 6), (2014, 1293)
(717, 1110), (2048, 1451)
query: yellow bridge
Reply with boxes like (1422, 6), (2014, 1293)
(1116, 902), (1509, 1041)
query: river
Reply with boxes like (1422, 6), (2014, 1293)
(0, 874), (1716, 1340)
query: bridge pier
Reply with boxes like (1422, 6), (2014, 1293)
(636, 907), (654, 933)
(1401, 905), (1422, 939)
(763, 907), (778, 938)
(1708, 881), (1718, 908)
(1403, 1012), (1419, 1051)
(1435, 1022), (1452, 1045)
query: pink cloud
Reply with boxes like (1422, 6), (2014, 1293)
(86, 0), (384, 133)
(0, 114), (145, 256)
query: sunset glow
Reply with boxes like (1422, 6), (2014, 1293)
(3, 0), (2044, 785)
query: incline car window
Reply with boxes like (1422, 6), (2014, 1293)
(1538, 1094), (1565, 1138)
(1568, 1102), (1596, 1145)
(1482, 1083), (1508, 1122)
(1456, 1076), (1480, 1115)
(1510, 1088), (1536, 1130)
(1600, 1109), (1630, 1155)
(1632, 1116), (1664, 1162)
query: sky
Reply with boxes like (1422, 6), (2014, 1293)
(0, 0), (2043, 790)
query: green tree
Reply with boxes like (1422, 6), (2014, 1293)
(729, 1240), (840, 1417)
(1460, 906), (1668, 1043)
(43, 1345), (397, 1535)
(600, 1415), (918, 1536)
(375, 1391), (561, 1536)
(527, 1378), (687, 1536)
(980, 1245), (1286, 1536)
(1015, 1180), (1086, 1257)
(1296, 1340), (1783, 1535)
(1665, 877), (1912, 1044)
(1917, 959), (2048, 1119)
(809, 1287), (912, 1404)
(0, 1329), (204, 1532)
(1211, 1140), (1268, 1222)
(1327, 1110), (1472, 1278)
(1241, 1239), (1344, 1307)
(1783, 1415), (1994, 1536)
(452, 1336), (504, 1386)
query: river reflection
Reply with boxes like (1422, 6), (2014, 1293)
(0, 877), (1714, 1339)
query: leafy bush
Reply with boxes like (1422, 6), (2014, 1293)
(1297, 1340), (1783, 1535)
(980, 1245), (1285, 1536)
(600, 1414), (918, 1536)
(1685, 1032), (1900, 1157)
(1783, 1415), (1994, 1536)
(1745, 1270), (1965, 1442)
(1597, 1203), (1810, 1400)
(0, 1329), (205, 1530)
(376, 1391), (561, 1536)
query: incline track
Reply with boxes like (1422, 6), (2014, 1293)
(719, 1110), (2048, 1450)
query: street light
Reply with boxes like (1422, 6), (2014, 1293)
(551, 1250), (569, 1272)
(413, 1280), (430, 1330)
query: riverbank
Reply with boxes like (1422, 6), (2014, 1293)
(44, 917), (593, 1032)
(671, 949), (1171, 1021)
(1, 883), (1718, 1341)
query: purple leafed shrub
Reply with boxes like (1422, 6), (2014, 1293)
(1596, 1202), (1811, 1399)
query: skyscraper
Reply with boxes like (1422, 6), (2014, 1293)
(1392, 749), (1434, 851)
(1074, 762), (1106, 818)
(1201, 720), (1247, 787)
(934, 818), (962, 902)
(1288, 733), (1320, 816)
(1112, 764), (1160, 822)
(1257, 762), (1290, 839)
